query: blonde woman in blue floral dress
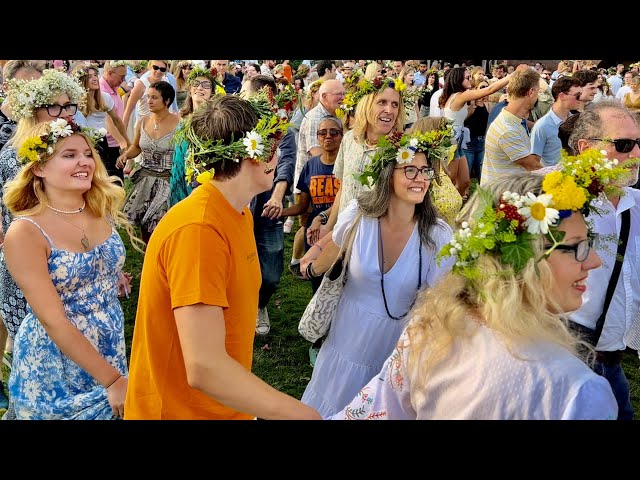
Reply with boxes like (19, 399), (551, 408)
(2, 119), (143, 419)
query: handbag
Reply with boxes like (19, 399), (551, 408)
(298, 214), (362, 342)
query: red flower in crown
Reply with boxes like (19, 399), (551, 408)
(372, 76), (385, 89)
(210, 67), (218, 78)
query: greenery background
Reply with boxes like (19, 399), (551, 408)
(1, 219), (639, 418)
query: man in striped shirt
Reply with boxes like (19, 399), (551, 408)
(481, 68), (542, 186)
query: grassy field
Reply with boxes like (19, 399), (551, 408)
(2, 219), (639, 418)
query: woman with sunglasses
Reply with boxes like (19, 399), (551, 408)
(299, 129), (453, 418)
(122, 60), (170, 146)
(169, 67), (222, 207)
(0, 68), (85, 357)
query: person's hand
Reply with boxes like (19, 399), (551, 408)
(106, 375), (127, 418)
(118, 272), (132, 298)
(306, 216), (322, 246)
(261, 197), (284, 220)
(115, 153), (128, 169)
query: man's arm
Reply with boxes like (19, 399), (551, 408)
(174, 303), (321, 420)
(513, 154), (543, 171)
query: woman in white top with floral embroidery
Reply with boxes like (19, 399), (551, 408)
(332, 167), (620, 420)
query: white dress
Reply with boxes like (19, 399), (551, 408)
(331, 323), (618, 420)
(301, 200), (453, 417)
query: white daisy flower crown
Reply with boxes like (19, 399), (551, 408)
(7, 69), (86, 121)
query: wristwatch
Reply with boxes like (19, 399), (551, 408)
(319, 210), (329, 225)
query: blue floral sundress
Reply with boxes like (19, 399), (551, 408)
(7, 217), (128, 420)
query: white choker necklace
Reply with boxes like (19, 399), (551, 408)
(47, 201), (86, 215)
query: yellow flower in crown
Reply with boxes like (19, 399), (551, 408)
(437, 147), (639, 280)
(355, 120), (455, 187)
(336, 75), (407, 120)
(17, 118), (107, 165)
(178, 89), (290, 184)
(187, 66), (225, 95)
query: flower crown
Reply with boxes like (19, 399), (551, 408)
(355, 120), (456, 187)
(73, 63), (100, 82)
(179, 90), (290, 185)
(187, 66), (226, 95)
(17, 118), (106, 165)
(437, 148), (637, 279)
(7, 69), (86, 121)
(336, 75), (407, 120)
(274, 82), (298, 113)
(108, 60), (129, 69)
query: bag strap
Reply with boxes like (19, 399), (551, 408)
(593, 208), (631, 346)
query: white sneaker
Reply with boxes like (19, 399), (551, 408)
(255, 307), (270, 335)
(283, 217), (294, 234)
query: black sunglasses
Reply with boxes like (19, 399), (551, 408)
(589, 137), (640, 153)
(152, 65), (167, 72)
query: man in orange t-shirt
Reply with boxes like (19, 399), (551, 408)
(125, 95), (321, 420)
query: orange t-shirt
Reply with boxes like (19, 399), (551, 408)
(282, 64), (293, 83)
(125, 182), (261, 419)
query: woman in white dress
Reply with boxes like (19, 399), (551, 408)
(301, 129), (454, 418)
(332, 162), (622, 420)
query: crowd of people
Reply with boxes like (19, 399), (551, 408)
(0, 58), (639, 420)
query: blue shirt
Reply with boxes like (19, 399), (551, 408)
(530, 109), (564, 166)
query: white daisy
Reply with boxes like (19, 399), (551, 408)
(396, 147), (415, 164)
(243, 130), (264, 158)
(519, 193), (559, 234)
(50, 118), (73, 137)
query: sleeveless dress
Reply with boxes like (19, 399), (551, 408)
(7, 217), (128, 420)
(124, 118), (175, 233)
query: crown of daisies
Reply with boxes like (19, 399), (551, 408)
(437, 148), (638, 279)
(336, 75), (407, 120)
(178, 90), (290, 185)
(355, 120), (456, 187)
(7, 69), (86, 121)
(17, 118), (106, 165)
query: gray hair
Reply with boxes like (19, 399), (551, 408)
(568, 99), (636, 153)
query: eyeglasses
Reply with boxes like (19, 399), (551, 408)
(563, 91), (582, 99)
(589, 137), (640, 153)
(395, 165), (436, 181)
(192, 80), (212, 89)
(181, 65), (192, 70)
(41, 103), (78, 117)
(544, 237), (593, 262)
(328, 92), (346, 97)
(317, 128), (342, 137)
(152, 65), (167, 72)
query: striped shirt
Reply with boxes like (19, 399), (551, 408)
(480, 109), (531, 187)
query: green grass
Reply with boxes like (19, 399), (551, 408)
(2, 218), (639, 418)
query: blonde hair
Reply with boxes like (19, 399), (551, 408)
(363, 62), (380, 81)
(405, 173), (591, 391)
(72, 63), (109, 116)
(352, 87), (405, 144)
(4, 123), (145, 253)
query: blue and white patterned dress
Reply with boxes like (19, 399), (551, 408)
(7, 217), (128, 420)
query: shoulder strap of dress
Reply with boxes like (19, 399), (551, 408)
(12, 217), (55, 248)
